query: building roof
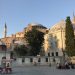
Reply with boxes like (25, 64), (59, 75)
(50, 20), (75, 31)
(28, 23), (47, 29)
(0, 40), (6, 45)
(16, 32), (23, 34)
(50, 20), (66, 31)
(14, 40), (24, 45)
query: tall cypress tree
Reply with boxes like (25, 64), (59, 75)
(65, 16), (75, 56)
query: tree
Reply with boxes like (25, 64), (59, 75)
(65, 16), (75, 56)
(24, 28), (44, 56)
(14, 45), (28, 57)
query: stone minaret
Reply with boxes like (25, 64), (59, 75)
(4, 23), (7, 38)
(72, 12), (75, 24)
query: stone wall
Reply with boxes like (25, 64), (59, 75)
(12, 56), (61, 66)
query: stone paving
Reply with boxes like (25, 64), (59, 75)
(2, 66), (75, 75)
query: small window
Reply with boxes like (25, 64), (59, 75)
(53, 58), (55, 62)
(48, 53), (50, 56)
(56, 52), (58, 56)
(52, 52), (54, 56)
(22, 58), (25, 63)
(30, 58), (33, 62)
(46, 58), (48, 62)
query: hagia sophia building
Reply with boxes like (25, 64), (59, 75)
(0, 23), (47, 51)
(0, 14), (75, 64)
(0, 14), (75, 58)
(43, 14), (75, 58)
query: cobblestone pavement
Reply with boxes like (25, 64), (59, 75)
(2, 66), (75, 75)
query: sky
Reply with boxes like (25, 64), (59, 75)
(0, 0), (75, 38)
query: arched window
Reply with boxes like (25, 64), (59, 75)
(52, 52), (54, 56)
(46, 58), (48, 62)
(30, 58), (33, 62)
(56, 52), (58, 56)
(48, 53), (50, 57)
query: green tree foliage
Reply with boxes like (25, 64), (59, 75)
(24, 28), (44, 56)
(14, 45), (28, 56)
(65, 16), (75, 56)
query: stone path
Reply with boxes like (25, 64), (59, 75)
(2, 66), (75, 75)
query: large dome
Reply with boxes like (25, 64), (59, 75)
(29, 23), (42, 26)
(50, 20), (75, 31)
(50, 20), (66, 31)
(28, 23), (47, 29)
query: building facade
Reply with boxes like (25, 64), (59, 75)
(43, 16), (75, 59)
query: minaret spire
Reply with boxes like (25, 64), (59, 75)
(4, 23), (7, 38)
(72, 11), (75, 24)
(73, 11), (75, 17)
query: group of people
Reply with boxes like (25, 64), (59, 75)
(0, 57), (12, 74)
(0, 62), (12, 74)
(56, 62), (75, 69)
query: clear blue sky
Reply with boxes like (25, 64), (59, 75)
(0, 0), (75, 38)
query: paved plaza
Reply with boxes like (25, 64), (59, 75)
(3, 66), (75, 75)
